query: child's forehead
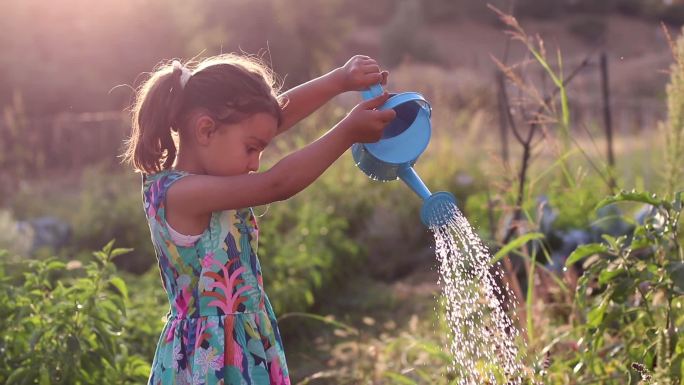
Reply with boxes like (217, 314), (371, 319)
(241, 113), (277, 138)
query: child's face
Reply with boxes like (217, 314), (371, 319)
(205, 112), (277, 176)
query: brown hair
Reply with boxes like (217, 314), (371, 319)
(121, 54), (284, 174)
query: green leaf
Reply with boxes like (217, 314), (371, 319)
(417, 341), (452, 362)
(566, 244), (609, 267)
(666, 262), (684, 294)
(45, 261), (66, 271)
(110, 247), (134, 260)
(491, 232), (545, 264)
(587, 294), (611, 328)
(39, 365), (49, 385)
(67, 335), (81, 354)
(673, 191), (682, 212)
(596, 191), (667, 210)
(6, 367), (30, 385)
(109, 276), (128, 300)
(383, 372), (418, 385)
(599, 267), (626, 285)
(102, 239), (116, 255)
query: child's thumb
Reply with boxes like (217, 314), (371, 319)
(360, 91), (391, 110)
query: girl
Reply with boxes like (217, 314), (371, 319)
(122, 54), (395, 385)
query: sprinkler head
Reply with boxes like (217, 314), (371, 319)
(420, 191), (458, 228)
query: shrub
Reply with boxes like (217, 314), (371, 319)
(563, 191), (683, 383)
(0, 241), (150, 384)
(258, 159), (369, 315)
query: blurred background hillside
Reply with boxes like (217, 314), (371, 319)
(0, 0), (677, 184)
(1, 1), (683, 383)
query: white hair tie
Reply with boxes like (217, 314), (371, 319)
(172, 60), (192, 89)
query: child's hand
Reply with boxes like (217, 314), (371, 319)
(339, 92), (396, 143)
(336, 55), (389, 92)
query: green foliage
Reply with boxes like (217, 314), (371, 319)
(0, 241), (150, 385)
(258, 167), (366, 315)
(562, 191), (684, 383)
(70, 165), (155, 274)
(120, 269), (169, 362)
(545, 175), (605, 231)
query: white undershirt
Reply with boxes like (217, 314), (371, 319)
(166, 222), (202, 247)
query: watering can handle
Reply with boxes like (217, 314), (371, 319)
(361, 84), (385, 100)
(360, 84), (432, 116)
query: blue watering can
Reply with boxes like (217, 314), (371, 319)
(352, 84), (457, 227)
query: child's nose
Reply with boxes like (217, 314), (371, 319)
(247, 159), (259, 172)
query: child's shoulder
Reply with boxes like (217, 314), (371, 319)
(141, 169), (191, 205)
(142, 168), (189, 187)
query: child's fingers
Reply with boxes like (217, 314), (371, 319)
(362, 64), (381, 74)
(377, 108), (396, 123)
(360, 91), (391, 110)
(363, 72), (384, 86)
(380, 71), (389, 85)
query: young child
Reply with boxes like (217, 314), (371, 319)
(122, 54), (395, 385)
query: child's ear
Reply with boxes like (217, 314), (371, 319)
(195, 115), (217, 146)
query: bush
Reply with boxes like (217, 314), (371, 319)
(562, 191), (684, 383)
(0, 241), (150, 384)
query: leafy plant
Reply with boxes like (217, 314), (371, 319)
(0, 241), (150, 385)
(564, 190), (683, 384)
(259, 186), (363, 315)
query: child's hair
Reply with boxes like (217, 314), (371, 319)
(122, 54), (284, 174)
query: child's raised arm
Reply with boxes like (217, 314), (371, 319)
(166, 93), (396, 217)
(277, 55), (387, 135)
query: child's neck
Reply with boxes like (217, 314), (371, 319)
(173, 152), (205, 175)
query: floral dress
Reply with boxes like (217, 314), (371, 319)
(142, 169), (290, 385)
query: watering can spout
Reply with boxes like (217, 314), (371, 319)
(397, 166), (457, 227)
(397, 165), (431, 200)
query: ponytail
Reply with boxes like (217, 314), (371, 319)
(122, 62), (187, 174)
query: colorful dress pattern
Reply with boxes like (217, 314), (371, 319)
(142, 169), (290, 385)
